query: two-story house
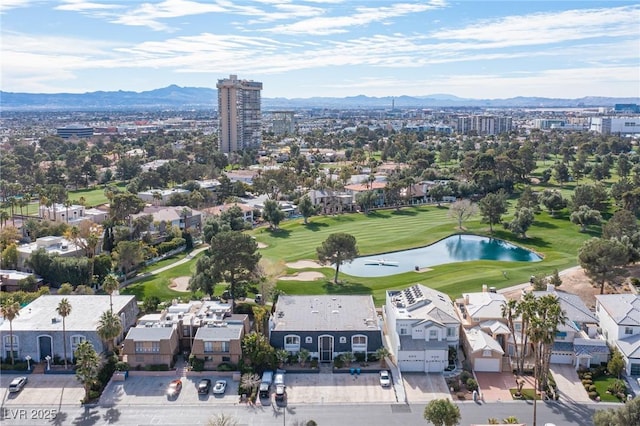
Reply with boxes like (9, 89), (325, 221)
(384, 284), (460, 372)
(596, 294), (640, 376)
(122, 324), (180, 369)
(269, 295), (383, 363)
(191, 315), (250, 369)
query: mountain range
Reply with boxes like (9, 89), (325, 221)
(1, 85), (638, 110)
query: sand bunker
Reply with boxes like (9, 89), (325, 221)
(257, 242), (268, 249)
(286, 260), (322, 269)
(280, 271), (325, 281)
(169, 276), (191, 292)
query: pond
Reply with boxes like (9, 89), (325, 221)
(339, 234), (542, 277)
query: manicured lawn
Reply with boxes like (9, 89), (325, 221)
(592, 376), (626, 403)
(121, 255), (201, 301)
(67, 183), (127, 207)
(253, 205), (591, 305)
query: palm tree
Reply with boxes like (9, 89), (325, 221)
(1, 298), (21, 365)
(207, 414), (239, 426)
(96, 310), (123, 353)
(240, 372), (261, 396)
(74, 340), (101, 403)
(375, 346), (391, 368)
(102, 274), (119, 313)
(56, 298), (72, 369)
(501, 299), (520, 374)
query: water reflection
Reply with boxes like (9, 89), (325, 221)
(339, 234), (541, 277)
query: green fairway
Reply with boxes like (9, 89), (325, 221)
(67, 183), (127, 207)
(121, 254), (201, 301)
(252, 206), (591, 305)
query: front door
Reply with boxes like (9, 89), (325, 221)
(319, 335), (333, 362)
(38, 335), (52, 361)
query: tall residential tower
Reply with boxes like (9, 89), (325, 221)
(217, 74), (263, 153)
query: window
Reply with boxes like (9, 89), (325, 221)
(429, 330), (438, 340)
(515, 323), (522, 332)
(625, 327), (634, 335)
(305, 336), (312, 344)
(483, 350), (492, 357)
(204, 341), (229, 353)
(70, 335), (86, 353)
(135, 341), (159, 353)
(222, 356), (231, 362)
(447, 327), (456, 337)
(352, 335), (367, 352)
(3, 335), (18, 359)
(400, 328), (408, 335)
(339, 336), (347, 344)
(284, 335), (300, 351)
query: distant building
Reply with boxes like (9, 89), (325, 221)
(56, 125), (93, 139)
(590, 117), (640, 135)
(456, 115), (512, 135)
(271, 111), (295, 136)
(614, 104), (640, 113)
(217, 74), (262, 153)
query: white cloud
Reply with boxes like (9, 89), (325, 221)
(55, 0), (122, 12)
(265, 1), (444, 35)
(0, 0), (32, 13)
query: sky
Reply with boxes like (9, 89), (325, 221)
(1, 0), (639, 99)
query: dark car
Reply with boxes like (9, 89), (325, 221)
(9, 376), (28, 393)
(198, 379), (212, 394)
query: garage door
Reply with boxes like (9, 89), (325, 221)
(550, 352), (573, 365)
(474, 358), (500, 372)
(399, 360), (424, 372)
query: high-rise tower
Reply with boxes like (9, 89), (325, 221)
(217, 74), (263, 153)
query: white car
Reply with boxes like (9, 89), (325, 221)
(9, 376), (28, 393)
(379, 370), (391, 387)
(213, 379), (227, 395)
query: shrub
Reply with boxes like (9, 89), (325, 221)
(449, 381), (460, 392)
(115, 361), (130, 371)
(466, 378), (478, 392)
(144, 364), (170, 371)
(457, 392), (467, 400)
(588, 385), (597, 392)
(217, 362), (237, 372)
(354, 352), (366, 363)
(582, 379), (593, 386)
(333, 355), (344, 369)
(460, 370), (472, 383)
(607, 379), (626, 395)
(310, 359), (318, 368)
(588, 391), (599, 399)
(189, 355), (205, 372)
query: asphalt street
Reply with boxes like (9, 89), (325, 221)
(0, 400), (605, 425)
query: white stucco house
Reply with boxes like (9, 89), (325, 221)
(384, 284), (460, 373)
(596, 294), (640, 376)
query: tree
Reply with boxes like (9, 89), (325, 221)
(1, 298), (20, 365)
(74, 340), (101, 403)
(501, 299), (520, 376)
(593, 396), (640, 426)
(241, 332), (275, 370)
(608, 347), (625, 379)
(502, 417), (520, 424)
(429, 184), (449, 206)
(553, 162), (570, 187)
(570, 205), (603, 232)
(114, 240), (145, 284)
(539, 189), (567, 217)
(102, 274), (119, 313)
(548, 269), (563, 287)
(423, 398), (461, 426)
(298, 195), (316, 225)
(478, 191), (508, 234)
(579, 237), (629, 294)
(262, 199), (285, 230)
(571, 183), (609, 213)
(58, 282), (74, 295)
(448, 199), (478, 230)
(508, 207), (535, 238)
(316, 233), (359, 284)
(109, 192), (145, 223)
(516, 186), (539, 212)
(603, 209), (639, 241)
(96, 310), (123, 353)
(1, 243), (18, 270)
(142, 296), (161, 314)
(190, 231), (261, 311)
(375, 346), (391, 368)
(56, 298), (72, 369)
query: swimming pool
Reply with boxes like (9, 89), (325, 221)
(339, 234), (542, 277)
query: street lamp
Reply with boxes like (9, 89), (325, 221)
(45, 355), (51, 371)
(25, 355), (31, 370)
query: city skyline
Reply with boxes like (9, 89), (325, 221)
(1, 0), (639, 99)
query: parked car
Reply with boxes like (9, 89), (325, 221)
(213, 380), (227, 395)
(166, 379), (182, 398)
(198, 379), (212, 394)
(8, 376), (28, 393)
(379, 370), (391, 387)
(275, 384), (286, 401)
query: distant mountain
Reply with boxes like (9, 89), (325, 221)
(1, 85), (638, 110)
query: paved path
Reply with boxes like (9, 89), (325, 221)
(123, 246), (209, 287)
(549, 364), (592, 403)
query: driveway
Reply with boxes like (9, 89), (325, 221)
(402, 373), (451, 402)
(1, 373), (84, 408)
(549, 365), (591, 403)
(283, 372), (397, 405)
(475, 372), (516, 402)
(100, 375), (239, 406)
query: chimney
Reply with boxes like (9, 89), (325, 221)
(464, 294), (470, 304)
(482, 284), (488, 293)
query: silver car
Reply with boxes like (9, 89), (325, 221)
(9, 376), (28, 393)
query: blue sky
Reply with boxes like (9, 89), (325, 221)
(1, 0), (639, 98)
